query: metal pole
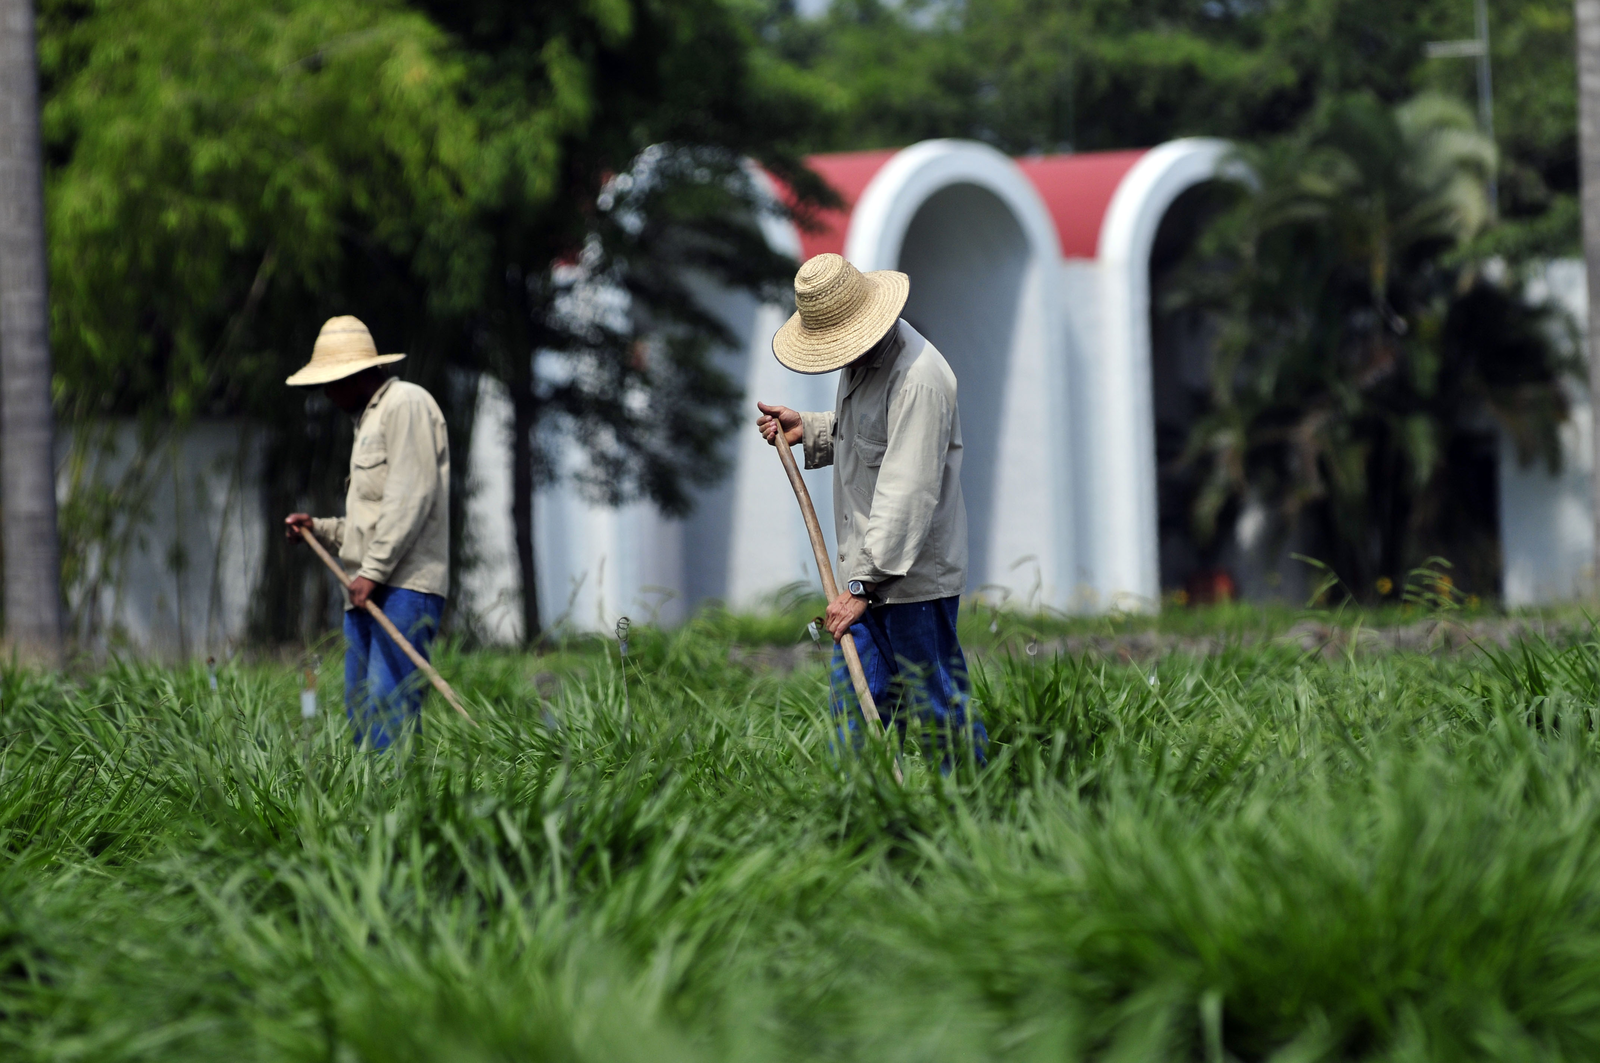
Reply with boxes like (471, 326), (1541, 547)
(1475, 0), (1494, 138)
(1476, 0), (1497, 208)
(1576, 0), (1600, 595)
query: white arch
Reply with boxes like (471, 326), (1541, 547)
(844, 139), (1065, 268)
(843, 140), (1076, 608)
(1076, 137), (1232, 611)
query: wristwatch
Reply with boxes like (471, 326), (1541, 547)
(847, 579), (873, 601)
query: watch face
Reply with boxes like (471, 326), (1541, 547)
(848, 580), (865, 596)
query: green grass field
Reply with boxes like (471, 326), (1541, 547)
(7, 603), (1600, 1061)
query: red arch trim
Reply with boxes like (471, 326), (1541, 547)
(782, 150), (900, 261)
(776, 146), (1152, 264)
(1014, 150), (1148, 259)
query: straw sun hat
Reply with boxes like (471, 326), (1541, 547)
(284, 316), (406, 386)
(772, 253), (909, 374)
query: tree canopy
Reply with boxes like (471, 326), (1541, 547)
(41, 0), (481, 422)
(758, 0), (1579, 256)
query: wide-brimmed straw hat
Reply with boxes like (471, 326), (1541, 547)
(285, 316), (406, 386)
(772, 253), (909, 374)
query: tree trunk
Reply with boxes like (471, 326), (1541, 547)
(504, 262), (541, 646)
(511, 366), (540, 646)
(0, 0), (62, 665)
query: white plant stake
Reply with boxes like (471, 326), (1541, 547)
(809, 616), (838, 711)
(300, 658), (318, 764)
(615, 616), (632, 722)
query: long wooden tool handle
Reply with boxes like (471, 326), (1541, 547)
(771, 427), (902, 784)
(296, 525), (476, 726)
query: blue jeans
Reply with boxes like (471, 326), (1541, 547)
(830, 596), (987, 766)
(343, 586), (445, 750)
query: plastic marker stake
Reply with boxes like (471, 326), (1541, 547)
(301, 663), (318, 719)
(614, 616), (632, 721)
(299, 660), (319, 766)
(207, 656), (218, 691)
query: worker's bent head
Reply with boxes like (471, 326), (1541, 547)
(771, 254), (908, 375)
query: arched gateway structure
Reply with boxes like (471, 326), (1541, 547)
(463, 138), (1232, 638)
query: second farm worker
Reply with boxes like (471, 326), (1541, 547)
(757, 253), (987, 763)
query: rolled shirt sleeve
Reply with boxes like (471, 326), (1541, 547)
(310, 517), (345, 551)
(800, 411), (836, 469)
(355, 397), (443, 586)
(856, 382), (951, 584)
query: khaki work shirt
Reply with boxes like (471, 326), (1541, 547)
(312, 377), (450, 607)
(798, 320), (967, 604)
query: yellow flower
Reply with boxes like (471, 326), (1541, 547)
(1375, 576), (1394, 596)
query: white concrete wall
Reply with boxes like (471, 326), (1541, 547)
(1500, 258), (1594, 605)
(56, 421), (266, 659)
(1500, 396), (1593, 605)
(896, 184), (1044, 603)
(460, 381), (695, 641)
(1060, 258), (1107, 610)
(458, 379), (523, 642)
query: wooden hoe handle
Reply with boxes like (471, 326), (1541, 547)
(297, 526), (476, 726)
(773, 430), (902, 784)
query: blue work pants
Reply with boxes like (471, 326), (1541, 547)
(830, 595), (987, 767)
(343, 586), (445, 750)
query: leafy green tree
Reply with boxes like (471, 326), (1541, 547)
(41, 0), (480, 421)
(39, 0), (489, 640)
(1170, 94), (1572, 597)
(758, 0), (1580, 253)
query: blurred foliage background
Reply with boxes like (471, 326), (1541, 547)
(755, 0), (1578, 256)
(26, 0), (1588, 636)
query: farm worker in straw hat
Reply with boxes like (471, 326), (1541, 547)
(282, 316), (450, 750)
(758, 253), (987, 765)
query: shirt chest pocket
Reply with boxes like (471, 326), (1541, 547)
(351, 441), (388, 502)
(848, 401), (888, 468)
(851, 432), (886, 467)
